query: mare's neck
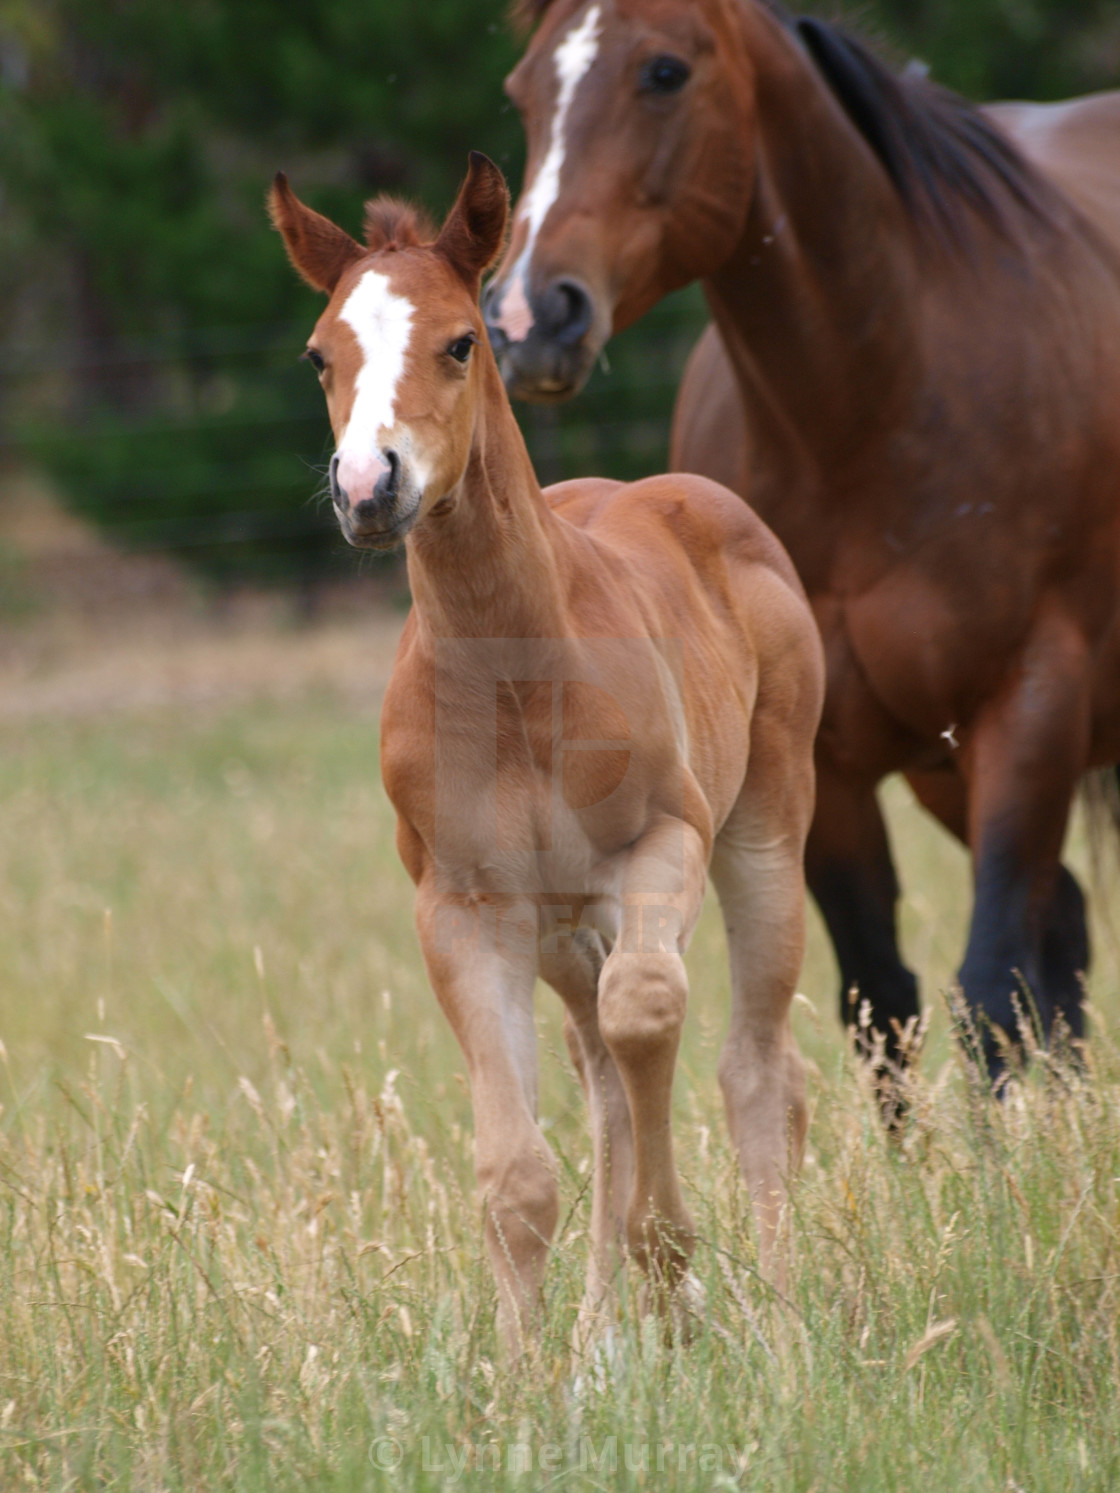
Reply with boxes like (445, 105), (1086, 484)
(710, 4), (922, 477)
(405, 356), (570, 641)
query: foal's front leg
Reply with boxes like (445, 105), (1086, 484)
(597, 819), (709, 1294)
(416, 889), (558, 1352)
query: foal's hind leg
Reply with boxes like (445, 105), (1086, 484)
(710, 708), (814, 1281)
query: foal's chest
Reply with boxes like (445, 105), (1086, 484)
(382, 645), (676, 897)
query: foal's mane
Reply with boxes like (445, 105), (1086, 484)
(788, 14), (1062, 245)
(363, 197), (436, 251)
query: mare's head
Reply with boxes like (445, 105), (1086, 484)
(483, 0), (755, 400)
(271, 154), (509, 549)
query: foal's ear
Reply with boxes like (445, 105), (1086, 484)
(435, 153), (510, 288)
(268, 173), (364, 294)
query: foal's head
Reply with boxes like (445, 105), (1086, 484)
(483, 0), (756, 400)
(271, 154), (509, 549)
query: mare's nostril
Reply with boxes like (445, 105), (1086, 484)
(482, 283), (511, 352)
(486, 321), (511, 355)
(538, 279), (593, 347)
(329, 453), (347, 508)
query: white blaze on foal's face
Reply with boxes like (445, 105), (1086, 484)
(493, 2), (602, 343)
(332, 268), (415, 503)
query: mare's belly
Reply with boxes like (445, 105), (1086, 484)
(838, 565), (1026, 747)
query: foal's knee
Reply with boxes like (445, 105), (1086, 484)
(598, 951), (688, 1064)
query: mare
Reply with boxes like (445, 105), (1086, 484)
(483, 0), (1120, 1079)
(270, 154), (824, 1349)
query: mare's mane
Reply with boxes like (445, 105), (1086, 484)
(509, 0), (1063, 245)
(789, 15), (1061, 244)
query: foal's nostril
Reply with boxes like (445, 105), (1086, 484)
(329, 453), (346, 508)
(374, 450), (401, 504)
(538, 279), (594, 347)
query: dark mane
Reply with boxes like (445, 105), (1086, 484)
(794, 16), (1061, 244)
(363, 197), (436, 251)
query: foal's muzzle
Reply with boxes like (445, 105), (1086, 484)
(331, 449), (416, 550)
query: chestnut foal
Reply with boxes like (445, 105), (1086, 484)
(271, 155), (823, 1351)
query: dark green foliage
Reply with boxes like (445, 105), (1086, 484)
(864, 0), (1120, 102)
(0, 0), (530, 583)
(0, 0), (1115, 583)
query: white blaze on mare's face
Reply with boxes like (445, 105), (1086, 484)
(494, 2), (602, 343)
(335, 269), (415, 493)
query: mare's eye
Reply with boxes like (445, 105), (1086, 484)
(303, 347), (325, 373)
(447, 333), (477, 364)
(639, 55), (691, 95)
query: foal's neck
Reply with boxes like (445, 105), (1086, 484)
(709, 4), (922, 471)
(405, 357), (569, 641)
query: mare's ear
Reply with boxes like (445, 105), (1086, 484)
(435, 153), (510, 288)
(268, 173), (364, 294)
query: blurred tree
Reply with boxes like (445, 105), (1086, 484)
(864, 0), (1120, 101)
(0, 0), (527, 584)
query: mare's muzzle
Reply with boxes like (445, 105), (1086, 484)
(483, 275), (600, 403)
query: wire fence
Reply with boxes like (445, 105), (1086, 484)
(0, 287), (709, 580)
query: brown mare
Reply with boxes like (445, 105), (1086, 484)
(270, 155), (823, 1348)
(483, 0), (1120, 1079)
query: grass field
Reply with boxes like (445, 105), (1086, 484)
(1, 586), (1119, 1491)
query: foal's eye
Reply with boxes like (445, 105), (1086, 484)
(447, 334), (477, 364)
(639, 54), (691, 95)
(303, 347), (325, 374)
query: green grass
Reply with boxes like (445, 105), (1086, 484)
(1, 690), (1119, 1490)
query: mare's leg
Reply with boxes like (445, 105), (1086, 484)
(709, 698), (814, 1279)
(1040, 866), (1089, 1038)
(906, 767), (968, 841)
(416, 890), (558, 1352)
(806, 762), (920, 1062)
(907, 769), (1089, 1040)
(597, 819), (709, 1291)
(542, 928), (635, 1347)
(957, 613), (1091, 1076)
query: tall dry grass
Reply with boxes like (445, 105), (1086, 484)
(0, 647), (1118, 1489)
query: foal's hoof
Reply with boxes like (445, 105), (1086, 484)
(674, 1270), (708, 1342)
(627, 1209), (697, 1287)
(571, 1325), (623, 1400)
(637, 1269), (707, 1344)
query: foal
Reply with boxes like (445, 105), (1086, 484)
(271, 154), (823, 1350)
